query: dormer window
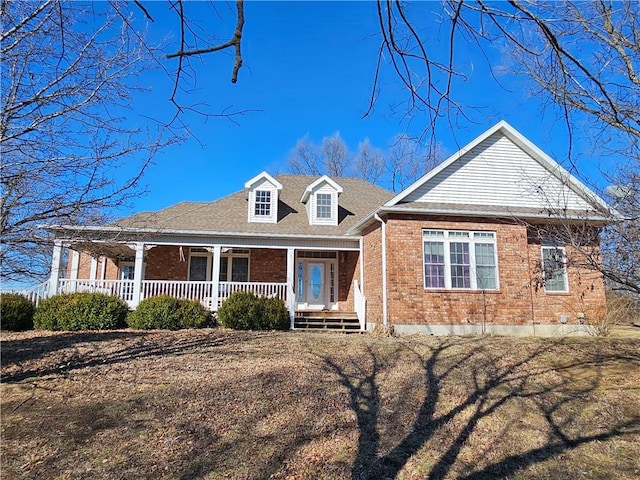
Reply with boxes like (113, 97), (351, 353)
(254, 190), (271, 217)
(301, 175), (343, 226)
(316, 193), (332, 219)
(244, 172), (282, 224)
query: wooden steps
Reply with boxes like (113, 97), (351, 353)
(294, 311), (361, 332)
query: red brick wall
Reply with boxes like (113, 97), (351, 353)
(104, 257), (118, 280)
(337, 251), (358, 310)
(527, 240), (606, 323)
(66, 251), (126, 280)
(369, 214), (606, 327)
(362, 222), (383, 324)
(144, 246), (188, 280)
(250, 249), (286, 282)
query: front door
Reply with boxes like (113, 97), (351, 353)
(296, 258), (337, 311)
(120, 262), (135, 303)
(306, 262), (326, 309)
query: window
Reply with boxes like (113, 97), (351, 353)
(316, 193), (332, 219)
(423, 230), (498, 290)
(219, 250), (250, 282)
(189, 255), (209, 281)
(188, 248), (250, 282)
(541, 246), (568, 292)
(254, 190), (271, 217)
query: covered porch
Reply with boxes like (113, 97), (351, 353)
(47, 234), (366, 330)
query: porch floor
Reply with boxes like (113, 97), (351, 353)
(294, 311), (361, 332)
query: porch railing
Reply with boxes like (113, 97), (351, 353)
(1, 281), (50, 307)
(54, 279), (288, 310)
(217, 281), (288, 307)
(58, 279), (136, 303)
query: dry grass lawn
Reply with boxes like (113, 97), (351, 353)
(1, 329), (639, 479)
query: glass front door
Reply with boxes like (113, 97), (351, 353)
(305, 262), (326, 309)
(296, 257), (337, 311)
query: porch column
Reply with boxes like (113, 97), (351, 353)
(99, 256), (107, 280)
(286, 247), (296, 329)
(70, 250), (80, 280)
(49, 240), (64, 296)
(89, 256), (98, 280)
(211, 245), (221, 310)
(131, 242), (145, 308)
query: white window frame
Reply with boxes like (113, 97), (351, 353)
(254, 190), (271, 217)
(219, 249), (250, 282)
(422, 230), (499, 291)
(188, 248), (251, 282)
(316, 193), (332, 219)
(188, 249), (212, 281)
(541, 246), (569, 293)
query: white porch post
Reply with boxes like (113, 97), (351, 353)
(70, 250), (80, 280)
(89, 256), (98, 280)
(359, 238), (364, 290)
(49, 240), (63, 296)
(131, 242), (145, 308)
(287, 247), (296, 329)
(99, 256), (107, 280)
(211, 246), (221, 310)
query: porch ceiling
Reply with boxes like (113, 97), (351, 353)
(68, 241), (135, 258)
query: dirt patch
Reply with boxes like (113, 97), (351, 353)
(2, 329), (639, 479)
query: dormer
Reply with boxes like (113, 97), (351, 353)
(244, 172), (282, 224)
(300, 175), (343, 226)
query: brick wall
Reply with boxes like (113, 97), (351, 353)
(362, 222), (383, 324)
(145, 246), (188, 280)
(250, 249), (287, 283)
(337, 250), (358, 310)
(65, 251), (125, 280)
(366, 214), (606, 327)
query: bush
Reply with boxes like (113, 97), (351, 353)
(127, 295), (210, 330)
(588, 292), (640, 336)
(217, 291), (289, 331)
(0, 293), (35, 331)
(34, 293), (128, 331)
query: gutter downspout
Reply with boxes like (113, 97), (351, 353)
(374, 213), (388, 332)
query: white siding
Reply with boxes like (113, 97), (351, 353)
(248, 178), (278, 224)
(310, 184), (339, 226)
(405, 133), (594, 211)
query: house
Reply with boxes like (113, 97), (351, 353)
(44, 121), (614, 335)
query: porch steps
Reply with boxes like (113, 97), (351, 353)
(294, 311), (361, 332)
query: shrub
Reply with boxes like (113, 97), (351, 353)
(588, 292), (640, 336)
(127, 295), (210, 330)
(34, 293), (128, 331)
(0, 293), (35, 331)
(261, 295), (290, 330)
(217, 291), (289, 330)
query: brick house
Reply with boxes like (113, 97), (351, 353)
(45, 121), (614, 335)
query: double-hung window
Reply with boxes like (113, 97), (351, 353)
(423, 230), (498, 290)
(254, 190), (271, 217)
(316, 193), (332, 219)
(541, 246), (568, 292)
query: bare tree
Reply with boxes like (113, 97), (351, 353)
(322, 132), (350, 177)
(354, 138), (385, 185)
(370, 1), (640, 294)
(602, 170), (640, 295)
(0, 1), (176, 282)
(288, 132), (350, 177)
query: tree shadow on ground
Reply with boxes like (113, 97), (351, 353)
(324, 337), (640, 480)
(0, 328), (260, 383)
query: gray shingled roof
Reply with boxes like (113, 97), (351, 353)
(112, 175), (395, 236)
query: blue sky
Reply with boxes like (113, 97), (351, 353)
(120, 1), (611, 218)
